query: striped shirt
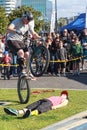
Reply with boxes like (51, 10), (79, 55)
(7, 18), (34, 42)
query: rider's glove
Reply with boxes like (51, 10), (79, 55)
(16, 30), (22, 35)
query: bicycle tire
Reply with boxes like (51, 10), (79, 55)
(29, 45), (50, 76)
(17, 76), (30, 104)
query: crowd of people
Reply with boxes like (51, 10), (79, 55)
(43, 28), (87, 76)
(0, 27), (87, 79)
(0, 12), (87, 79)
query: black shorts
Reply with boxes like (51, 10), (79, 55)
(7, 40), (28, 54)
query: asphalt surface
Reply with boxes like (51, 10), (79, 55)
(0, 72), (87, 90)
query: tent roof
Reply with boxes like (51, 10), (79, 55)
(60, 13), (86, 32)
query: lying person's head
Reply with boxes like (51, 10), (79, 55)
(61, 90), (69, 99)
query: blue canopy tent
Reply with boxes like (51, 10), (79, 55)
(60, 13), (86, 33)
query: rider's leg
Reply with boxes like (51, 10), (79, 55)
(17, 49), (25, 74)
(24, 51), (29, 71)
(24, 51), (37, 80)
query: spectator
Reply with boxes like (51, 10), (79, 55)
(1, 51), (12, 79)
(61, 29), (71, 72)
(79, 29), (87, 70)
(0, 34), (5, 78)
(55, 40), (67, 77)
(70, 36), (83, 76)
(69, 31), (77, 71)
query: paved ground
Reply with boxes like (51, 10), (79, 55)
(0, 72), (87, 90)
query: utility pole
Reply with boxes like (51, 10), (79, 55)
(55, 0), (58, 33)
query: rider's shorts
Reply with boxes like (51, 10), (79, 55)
(7, 40), (28, 54)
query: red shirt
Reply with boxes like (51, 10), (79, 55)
(2, 56), (11, 65)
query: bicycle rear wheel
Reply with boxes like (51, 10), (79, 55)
(29, 45), (50, 76)
(17, 76), (30, 104)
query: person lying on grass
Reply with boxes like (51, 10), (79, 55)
(4, 90), (69, 118)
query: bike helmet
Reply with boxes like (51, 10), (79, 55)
(23, 11), (34, 21)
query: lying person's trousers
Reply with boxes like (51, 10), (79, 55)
(26, 99), (53, 114)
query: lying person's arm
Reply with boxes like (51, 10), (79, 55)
(52, 99), (69, 110)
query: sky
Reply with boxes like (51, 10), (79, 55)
(57, 0), (87, 18)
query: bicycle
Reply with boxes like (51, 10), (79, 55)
(26, 38), (50, 77)
(17, 38), (50, 104)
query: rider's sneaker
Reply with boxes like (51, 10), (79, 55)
(4, 108), (18, 116)
(28, 73), (34, 78)
(22, 109), (31, 118)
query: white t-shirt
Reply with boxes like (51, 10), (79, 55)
(7, 18), (35, 41)
(0, 41), (5, 57)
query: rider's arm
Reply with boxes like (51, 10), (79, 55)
(7, 18), (20, 33)
(7, 24), (16, 33)
(29, 20), (41, 39)
(31, 31), (41, 39)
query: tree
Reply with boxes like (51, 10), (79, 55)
(58, 18), (67, 28)
(0, 6), (9, 34)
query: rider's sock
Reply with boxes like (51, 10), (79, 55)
(17, 57), (24, 72)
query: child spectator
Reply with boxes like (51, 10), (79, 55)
(1, 51), (12, 79)
(70, 36), (83, 76)
(55, 40), (67, 77)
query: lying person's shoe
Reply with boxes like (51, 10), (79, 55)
(4, 108), (18, 116)
(22, 109), (31, 118)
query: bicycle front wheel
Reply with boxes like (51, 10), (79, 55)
(29, 45), (50, 76)
(17, 76), (30, 104)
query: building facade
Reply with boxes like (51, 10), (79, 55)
(0, 0), (52, 21)
(0, 0), (21, 15)
(21, 0), (52, 21)
(22, 0), (46, 17)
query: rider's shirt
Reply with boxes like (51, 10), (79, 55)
(7, 18), (34, 41)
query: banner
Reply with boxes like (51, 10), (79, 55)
(85, 6), (87, 28)
(50, 0), (55, 33)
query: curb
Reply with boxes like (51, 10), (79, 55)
(41, 110), (87, 130)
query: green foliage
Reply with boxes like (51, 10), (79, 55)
(0, 6), (9, 34)
(58, 18), (67, 28)
(0, 89), (87, 130)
